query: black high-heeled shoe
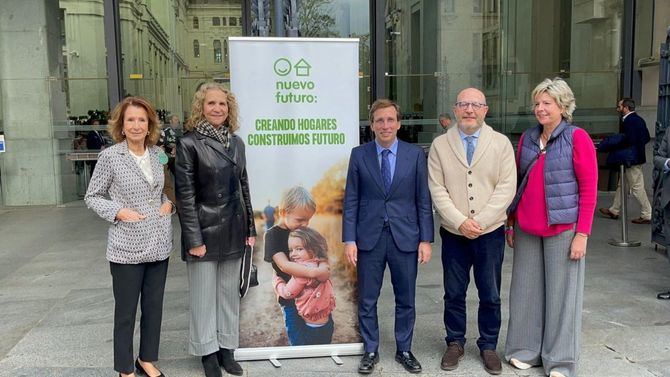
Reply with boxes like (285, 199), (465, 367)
(135, 358), (165, 377)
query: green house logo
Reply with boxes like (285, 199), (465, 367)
(294, 58), (312, 77)
(273, 58), (313, 77)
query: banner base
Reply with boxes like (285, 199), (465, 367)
(235, 343), (364, 366)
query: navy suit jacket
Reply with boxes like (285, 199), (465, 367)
(342, 140), (434, 252)
(621, 112), (650, 165)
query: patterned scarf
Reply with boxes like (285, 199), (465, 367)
(195, 119), (230, 150)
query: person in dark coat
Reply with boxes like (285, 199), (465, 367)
(599, 98), (652, 224)
(653, 129), (670, 299)
(175, 83), (256, 377)
(86, 119), (108, 176)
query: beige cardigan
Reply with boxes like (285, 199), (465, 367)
(428, 123), (517, 236)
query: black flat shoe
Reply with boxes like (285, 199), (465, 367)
(135, 358), (165, 377)
(358, 352), (379, 374)
(658, 291), (670, 300)
(201, 353), (222, 377)
(395, 351), (422, 374)
(217, 348), (243, 376)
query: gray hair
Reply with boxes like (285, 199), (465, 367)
(531, 77), (576, 123)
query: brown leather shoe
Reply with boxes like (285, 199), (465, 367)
(631, 217), (651, 224)
(480, 350), (502, 375)
(440, 342), (464, 371)
(599, 208), (619, 219)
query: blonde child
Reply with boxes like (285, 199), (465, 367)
(263, 186), (330, 345)
(273, 227), (336, 345)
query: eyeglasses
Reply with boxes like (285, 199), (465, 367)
(454, 101), (487, 110)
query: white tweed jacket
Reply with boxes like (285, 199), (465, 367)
(85, 141), (173, 264)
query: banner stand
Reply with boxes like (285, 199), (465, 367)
(229, 36), (363, 365)
(235, 343), (364, 366)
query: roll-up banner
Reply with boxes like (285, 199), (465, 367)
(229, 37), (362, 361)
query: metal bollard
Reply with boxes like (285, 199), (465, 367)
(609, 165), (642, 247)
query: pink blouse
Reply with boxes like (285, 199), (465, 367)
(515, 127), (598, 237)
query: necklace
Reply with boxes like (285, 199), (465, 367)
(540, 133), (550, 144)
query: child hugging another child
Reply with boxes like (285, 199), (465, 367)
(264, 186), (330, 346)
(273, 227), (336, 345)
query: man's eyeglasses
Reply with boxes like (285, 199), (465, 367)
(454, 101), (487, 110)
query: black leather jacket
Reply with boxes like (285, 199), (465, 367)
(175, 131), (256, 262)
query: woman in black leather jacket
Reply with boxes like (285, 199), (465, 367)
(175, 82), (256, 377)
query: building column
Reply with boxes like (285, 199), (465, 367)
(0, 0), (65, 205)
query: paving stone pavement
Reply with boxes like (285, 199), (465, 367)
(1, 188), (670, 376)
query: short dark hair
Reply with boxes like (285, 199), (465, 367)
(620, 97), (635, 111)
(369, 99), (401, 123)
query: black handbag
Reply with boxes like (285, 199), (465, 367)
(240, 245), (258, 298)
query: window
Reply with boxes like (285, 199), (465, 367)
(445, 0), (455, 13)
(193, 39), (200, 58)
(473, 0), (482, 13)
(214, 40), (222, 63)
(229, 17), (237, 26)
(212, 17), (220, 26)
(193, 16), (199, 29)
(221, 17), (227, 26)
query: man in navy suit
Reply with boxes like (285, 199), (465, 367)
(599, 98), (652, 224)
(343, 99), (434, 374)
(86, 119), (108, 177)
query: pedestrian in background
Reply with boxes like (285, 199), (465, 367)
(599, 97), (652, 224)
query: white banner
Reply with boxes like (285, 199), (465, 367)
(230, 37), (361, 352)
(230, 37), (359, 209)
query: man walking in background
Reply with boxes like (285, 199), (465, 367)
(599, 98), (652, 224)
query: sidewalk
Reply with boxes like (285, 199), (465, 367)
(0, 191), (669, 376)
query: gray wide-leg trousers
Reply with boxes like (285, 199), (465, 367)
(505, 228), (584, 377)
(187, 258), (242, 356)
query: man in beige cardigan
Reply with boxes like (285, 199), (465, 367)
(428, 88), (516, 375)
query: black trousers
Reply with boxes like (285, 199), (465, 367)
(109, 258), (169, 374)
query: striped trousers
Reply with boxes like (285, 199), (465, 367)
(504, 227), (584, 377)
(187, 257), (242, 356)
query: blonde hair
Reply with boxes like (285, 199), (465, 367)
(185, 82), (240, 133)
(107, 97), (160, 146)
(369, 98), (401, 123)
(289, 227), (328, 260)
(279, 186), (316, 214)
(531, 77), (576, 123)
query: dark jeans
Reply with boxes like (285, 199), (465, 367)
(109, 258), (169, 374)
(441, 226), (504, 351)
(357, 226), (418, 353)
(302, 315), (334, 345)
(281, 304), (306, 345)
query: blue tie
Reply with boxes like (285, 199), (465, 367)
(381, 149), (392, 193)
(466, 136), (475, 165)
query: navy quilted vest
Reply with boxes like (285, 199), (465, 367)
(518, 120), (578, 225)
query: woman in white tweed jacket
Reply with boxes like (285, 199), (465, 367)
(85, 97), (173, 377)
